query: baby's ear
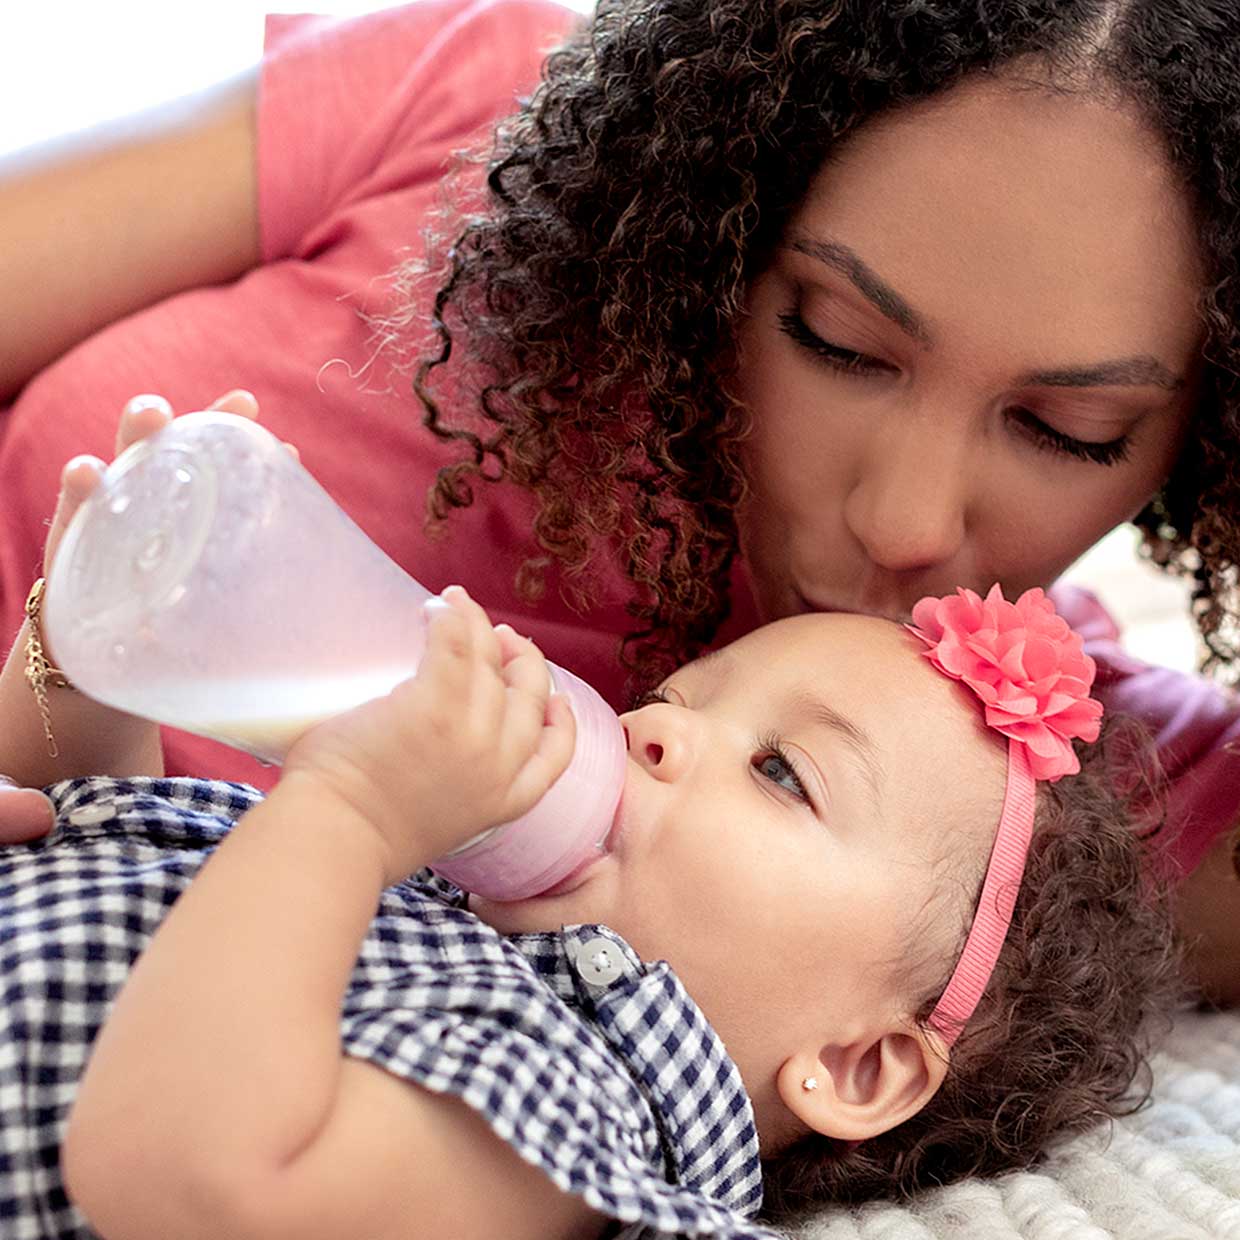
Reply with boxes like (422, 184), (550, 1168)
(776, 1024), (949, 1142)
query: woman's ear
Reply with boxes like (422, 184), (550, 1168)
(776, 1024), (950, 1142)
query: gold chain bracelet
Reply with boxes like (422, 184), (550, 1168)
(23, 578), (75, 758)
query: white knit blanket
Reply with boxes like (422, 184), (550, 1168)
(788, 1009), (1240, 1240)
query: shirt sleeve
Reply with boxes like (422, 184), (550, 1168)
(1051, 583), (1240, 877)
(257, 0), (579, 262)
(337, 904), (776, 1238)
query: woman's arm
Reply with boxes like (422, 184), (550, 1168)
(0, 450), (165, 787)
(1051, 584), (1240, 1003)
(1176, 826), (1240, 1005)
(63, 589), (601, 1240)
(0, 68), (259, 403)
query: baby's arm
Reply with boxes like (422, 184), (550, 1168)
(0, 69), (258, 403)
(63, 588), (606, 1240)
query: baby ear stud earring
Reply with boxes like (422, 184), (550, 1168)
(801, 1076), (819, 1092)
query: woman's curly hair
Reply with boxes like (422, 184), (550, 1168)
(759, 717), (1183, 1214)
(411, 0), (1240, 685)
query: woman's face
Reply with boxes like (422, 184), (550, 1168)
(733, 74), (1204, 624)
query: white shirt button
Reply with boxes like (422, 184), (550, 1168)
(67, 801), (117, 826)
(574, 936), (625, 987)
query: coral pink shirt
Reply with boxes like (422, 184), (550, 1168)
(0, 0), (756, 785)
(0, 0), (1234, 874)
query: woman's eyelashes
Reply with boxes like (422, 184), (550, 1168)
(778, 308), (1133, 468)
(752, 734), (812, 805)
(778, 309), (890, 375)
(1004, 406), (1132, 466)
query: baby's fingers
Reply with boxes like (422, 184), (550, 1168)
(494, 624), (554, 756)
(440, 585), (502, 669)
(497, 624), (552, 708)
(415, 593), (482, 706)
(506, 693), (577, 811)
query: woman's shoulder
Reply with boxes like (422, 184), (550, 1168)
(262, 0), (578, 86)
(1050, 582), (1240, 876)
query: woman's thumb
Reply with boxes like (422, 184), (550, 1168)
(0, 778), (56, 843)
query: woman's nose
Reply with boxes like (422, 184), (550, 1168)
(620, 704), (694, 784)
(843, 430), (969, 574)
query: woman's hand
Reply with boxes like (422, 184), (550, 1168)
(281, 586), (577, 885)
(40, 388), (272, 580)
(0, 387), (280, 834)
(0, 777), (57, 844)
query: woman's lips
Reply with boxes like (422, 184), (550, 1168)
(795, 589), (852, 616)
(795, 589), (907, 624)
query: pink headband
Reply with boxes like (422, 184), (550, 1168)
(906, 585), (1103, 1049)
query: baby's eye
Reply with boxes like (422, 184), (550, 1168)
(753, 740), (811, 803)
(632, 686), (671, 710)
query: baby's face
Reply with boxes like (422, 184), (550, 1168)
(474, 614), (1006, 1092)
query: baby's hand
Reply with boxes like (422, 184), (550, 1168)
(281, 587), (576, 885)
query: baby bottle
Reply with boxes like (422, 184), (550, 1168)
(42, 412), (626, 901)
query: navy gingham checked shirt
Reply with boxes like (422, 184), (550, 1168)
(0, 776), (775, 1240)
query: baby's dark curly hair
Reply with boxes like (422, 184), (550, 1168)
(412, 0), (1240, 685)
(759, 718), (1182, 1215)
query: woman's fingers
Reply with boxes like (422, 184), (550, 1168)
(115, 394), (172, 455)
(0, 779), (55, 844)
(114, 388), (260, 457)
(47, 388), (279, 581)
(42, 455), (106, 577)
(207, 388), (259, 418)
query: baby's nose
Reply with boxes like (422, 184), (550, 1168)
(622, 710), (691, 783)
(638, 738), (665, 767)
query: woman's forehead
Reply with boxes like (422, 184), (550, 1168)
(790, 75), (1203, 342)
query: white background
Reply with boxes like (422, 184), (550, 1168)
(0, 0), (597, 154)
(0, 1), (1199, 669)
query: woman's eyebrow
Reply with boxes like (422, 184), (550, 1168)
(787, 236), (1187, 393)
(1016, 357), (1186, 392)
(786, 235), (931, 345)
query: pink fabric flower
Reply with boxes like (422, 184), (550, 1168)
(907, 584), (1103, 781)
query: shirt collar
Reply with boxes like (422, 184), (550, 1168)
(509, 922), (765, 1217)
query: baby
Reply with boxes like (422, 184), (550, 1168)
(0, 442), (1177, 1240)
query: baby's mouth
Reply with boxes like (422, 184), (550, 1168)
(533, 790), (626, 900)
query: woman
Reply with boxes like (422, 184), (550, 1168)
(2, 0), (1238, 997)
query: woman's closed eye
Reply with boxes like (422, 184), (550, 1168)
(780, 308), (1135, 467)
(753, 735), (812, 805)
(777, 309), (892, 376)
(1005, 405), (1132, 466)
